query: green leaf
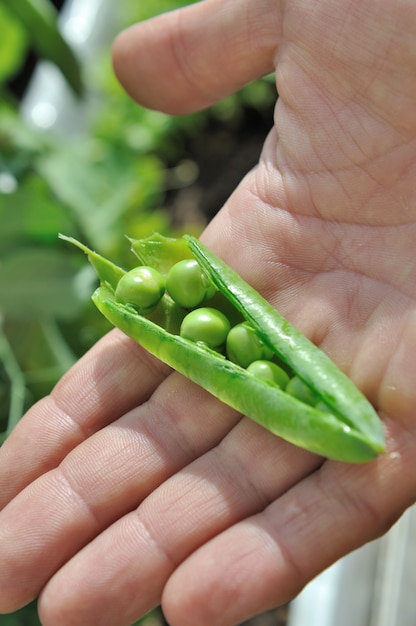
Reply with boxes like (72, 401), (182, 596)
(0, 247), (90, 319)
(0, 175), (75, 249)
(0, 105), (48, 155)
(0, 0), (83, 97)
(0, 328), (26, 436)
(38, 144), (165, 252)
(0, 4), (28, 83)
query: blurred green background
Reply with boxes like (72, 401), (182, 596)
(0, 0), (276, 623)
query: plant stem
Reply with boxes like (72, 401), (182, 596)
(0, 325), (26, 439)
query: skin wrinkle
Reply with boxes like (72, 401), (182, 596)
(365, 56), (416, 138)
(214, 436), (271, 513)
(132, 510), (178, 573)
(44, 423), (315, 620)
(226, 176), (384, 310)
(7, 387), (236, 613)
(147, 471), (233, 563)
(260, 502), (315, 592)
(221, 527), (287, 618)
(342, 137), (416, 188)
(23, 382), (241, 614)
(128, 385), (202, 469)
(51, 330), (169, 435)
(325, 103), (371, 167)
(260, 464), (388, 586)
(220, 420), (321, 503)
(274, 86), (416, 225)
(173, 514), (307, 626)
(0, 472), (101, 612)
(322, 224), (416, 298)
(315, 464), (384, 533)
(0, 332), (172, 505)
(282, 1), (391, 120)
(55, 381), (239, 528)
(48, 392), (99, 444)
(277, 145), (416, 226)
(231, 165), (415, 347)
(54, 465), (105, 533)
(274, 7), (416, 225)
(139, 372), (242, 458)
(227, 184), (292, 290)
(144, 458), (243, 562)
(152, 424), (317, 549)
(0, 391), (110, 512)
(40, 514), (169, 626)
(159, 453), (323, 625)
(164, 420), (416, 626)
(61, 422), (153, 505)
(285, 2), (416, 138)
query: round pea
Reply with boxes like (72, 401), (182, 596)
(180, 307), (231, 349)
(226, 322), (274, 368)
(115, 266), (165, 314)
(286, 375), (319, 406)
(166, 259), (216, 308)
(247, 360), (290, 388)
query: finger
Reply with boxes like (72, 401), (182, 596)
(37, 421), (319, 626)
(0, 373), (241, 613)
(162, 418), (416, 626)
(0, 330), (170, 511)
(112, 0), (279, 114)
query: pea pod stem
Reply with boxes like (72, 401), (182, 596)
(62, 233), (386, 463)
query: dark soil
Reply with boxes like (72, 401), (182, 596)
(167, 97), (275, 228)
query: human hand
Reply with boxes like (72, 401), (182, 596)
(1, 1), (416, 625)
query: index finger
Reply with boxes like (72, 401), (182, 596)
(0, 329), (170, 510)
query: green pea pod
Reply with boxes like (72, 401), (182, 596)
(60, 233), (386, 463)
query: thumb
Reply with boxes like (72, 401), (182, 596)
(112, 0), (280, 115)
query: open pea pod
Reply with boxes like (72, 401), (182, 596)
(61, 233), (385, 463)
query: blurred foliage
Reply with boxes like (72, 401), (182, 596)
(0, 0), (202, 445)
(0, 4), (27, 85)
(0, 0), (276, 443)
(0, 0), (82, 96)
(0, 0), (276, 623)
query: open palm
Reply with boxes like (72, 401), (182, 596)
(1, 1), (415, 625)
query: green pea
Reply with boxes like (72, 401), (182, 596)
(166, 259), (216, 308)
(180, 307), (231, 349)
(115, 266), (165, 314)
(226, 322), (273, 368)
(247, 360), (290, 388)
(286, 375), (319, 406)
